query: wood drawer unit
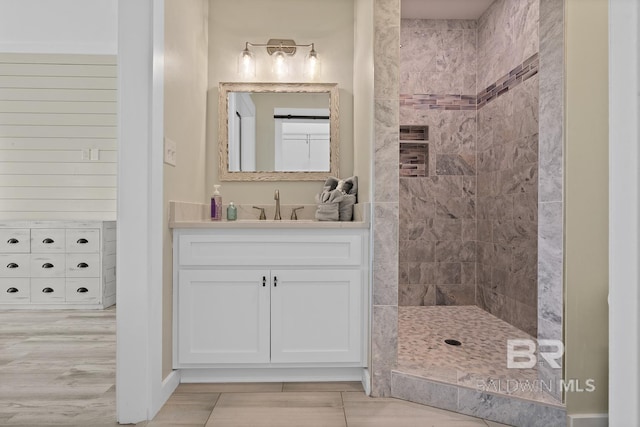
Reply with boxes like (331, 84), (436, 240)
(0, 229), (30, 253)
(30, 254), (66, 278)
(0, 221), (116, 309)
(0, 254), (30, 277)
(0, 278), (30, 303)
(31, 278), (65, 303)
(31, 229), (65, 253)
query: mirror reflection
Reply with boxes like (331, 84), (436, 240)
(219, 82), (339, 181)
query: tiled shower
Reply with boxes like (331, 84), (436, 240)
(398, 0), (540, 336)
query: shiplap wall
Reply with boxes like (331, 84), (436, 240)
(0, 53), (117, 220)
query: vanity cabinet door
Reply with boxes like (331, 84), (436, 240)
(270, 269), (362, 364)
(177, 269), (270, 365)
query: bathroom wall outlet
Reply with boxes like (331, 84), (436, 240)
(164, 137), (177, 166)
(81, 149), (90, 160)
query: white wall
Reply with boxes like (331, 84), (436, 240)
(0, 0), (117, 54)
(0, 53), (117, 220)
(163, 0), (209, 379)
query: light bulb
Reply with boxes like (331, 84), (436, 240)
(272, 50), (288, 78)
(304, 49), (320, 80)
(237, 48), (255, 79)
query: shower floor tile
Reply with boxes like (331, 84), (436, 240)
(397, 306), (563, 406)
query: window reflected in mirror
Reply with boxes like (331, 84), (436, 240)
(219, 82), (339, 181)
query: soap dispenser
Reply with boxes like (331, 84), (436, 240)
(227, 201), (237, 221)
(211, 185), (222, 221)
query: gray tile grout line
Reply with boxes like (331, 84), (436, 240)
(341, 391), (349, 427)
(203, 392), (221, 427)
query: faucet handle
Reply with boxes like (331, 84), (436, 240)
(252, 206), (266, 220)
(290, 206), (304, 220)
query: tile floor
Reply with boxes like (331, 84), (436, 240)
(397, 306), (563, 405)
(0, 307), (509, 426)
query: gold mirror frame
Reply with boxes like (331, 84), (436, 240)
(218, 82), (339, 181)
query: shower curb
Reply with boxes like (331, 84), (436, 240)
(390, 370), (567, 427)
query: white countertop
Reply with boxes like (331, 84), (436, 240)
(168, 201), (370, 229)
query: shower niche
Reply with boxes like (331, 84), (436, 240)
(399, 125), (428, 177)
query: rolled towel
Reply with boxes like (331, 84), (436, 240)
(315, 202), (339, 221)
(339, 194), (356, 221)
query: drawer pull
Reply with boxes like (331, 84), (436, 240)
(42, 238), (55, 244)
(76, 287), (88, 293)
(262, 276), (266, 287)
(42, 287), (54, 293)
(273, 276), (277, 287)
(7, 263), (19, 269)
(77, 262), (89, 268)
(7, 238), (19, 244)
(42, 263), (54, 269)
(77, 238), (89, 244)
(6, 287), (18, 293)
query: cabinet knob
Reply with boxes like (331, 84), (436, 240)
(42, 287), (54, 293)
(7, 263), (18, 269)
(76, 287), (88, 293)
(273, 276), (277, 287)
(42, 238), (54, 244)
(7, 238), (19, 244)
(42, 263), (54, 269)
(77, 262), (89, 268)
(77, 238), (88, 244)
(262, 276), (266, 287)
(6, 287), (18, 293)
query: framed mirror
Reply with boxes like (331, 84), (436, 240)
(219, 82), (339, 181)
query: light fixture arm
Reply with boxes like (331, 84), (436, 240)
(245, 39), (315, 56)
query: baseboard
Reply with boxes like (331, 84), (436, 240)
(179, 367), (364, 383)
(362, 368), (371, 396)
(150, 370), (180, 419)
(567, 414), (608, 427)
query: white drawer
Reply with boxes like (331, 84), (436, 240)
(30, 278), (65, 303)
(30, 254), (66, 278)
(0, 254), (30, 277)
(0, 278), (30, 303)
(66, 229), (100, 253)
(66, 278), (100, 303)
(0, 229), (30, 253)
(66, 253), (100, 277)
(178, 234), (363, 266)
(31, 229), (66, 253)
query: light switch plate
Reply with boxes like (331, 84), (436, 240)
(164, 137), (177, 166)
(90, 148), (100, 160)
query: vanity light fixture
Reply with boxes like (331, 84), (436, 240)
(238, 39), (320, 80)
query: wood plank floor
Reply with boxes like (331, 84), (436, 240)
(0, 307), (508, 426)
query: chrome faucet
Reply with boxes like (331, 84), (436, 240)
(274, 189), (281, 220)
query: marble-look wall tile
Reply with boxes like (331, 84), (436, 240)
(537, 0), (564, 402)
(538, 202), (563, 331)
(374, 0), (400, 100)
(477, 0), (539, 90)
(435, 284), (475, 305)
(372, 0), (400, 398)
(457, 387), (565, 427)
(391, 372), (458, 412)
(371, 305), (398, 397)
(375, 100), (400, 203)
(373, 203), (398, 306)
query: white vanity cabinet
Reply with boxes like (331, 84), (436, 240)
(0, 221), (116, 309)
(173, 227), (369, 381)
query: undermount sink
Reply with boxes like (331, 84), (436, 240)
(236, 219), (315, 223)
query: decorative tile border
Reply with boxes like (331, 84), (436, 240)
(476, 52), (539, 109)
(399, 52), (539, 111)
